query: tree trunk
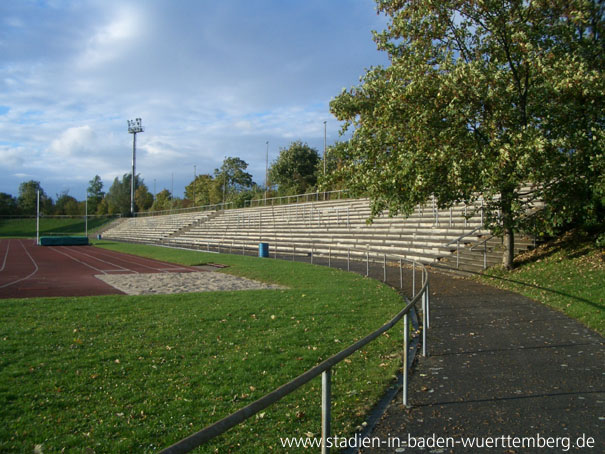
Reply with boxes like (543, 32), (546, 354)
(502, 226), (515, 270)
(500, 191), (515, 270)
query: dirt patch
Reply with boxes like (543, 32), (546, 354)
(96, 271), (286, 295)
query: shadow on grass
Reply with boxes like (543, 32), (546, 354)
(513, 229), (602, 267)
(483, 272), (604, 311)
(432, 262), (604, 312)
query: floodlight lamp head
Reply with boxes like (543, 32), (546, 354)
(127, 118), (144, 134)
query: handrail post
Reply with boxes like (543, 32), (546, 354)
(399, 258), (403, 289)
(426, 281), (430, 329)
(366, 251), (369, 277)
(412, 261), (416, 296)
(383, 254), (387, 282)
(422, 289), (428, 358)
(403, 312), (409, 407)
(321, 368), (332, 454)
(347, 249), (350, 272)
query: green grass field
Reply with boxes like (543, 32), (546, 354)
(0, 217), (115, 238)
(481, 232), (604, 335)
(0, 241), (406, 453)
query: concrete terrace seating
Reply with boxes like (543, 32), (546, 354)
(100, 192), (540, 272)
(162, 198), (493, 265)
(102, 211), (216, 243)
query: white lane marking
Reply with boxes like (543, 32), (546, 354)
(0, 239), (10, 272)
(50, 246), (109, 275)
(59, 246), (136, 274)
(88, 247), (193, 272)
(0, 240), (39, 289)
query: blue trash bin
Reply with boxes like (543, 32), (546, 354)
(259, 242), (269, 258)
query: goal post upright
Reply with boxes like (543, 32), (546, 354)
(36, 189), (40, 245)
(85, 197), (88, 238)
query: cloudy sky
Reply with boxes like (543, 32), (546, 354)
(0, 0), (388, 200)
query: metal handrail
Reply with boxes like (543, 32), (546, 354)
(469, 233), (497, 251)
(135, 202), (233, 217)
(158, 245), (429, 454)
(247, 189), (349, 207)
(444, 226), (483, 247)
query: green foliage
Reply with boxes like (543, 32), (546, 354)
(184, 174), (220, 206)
(330, 0), (605, 265)
(105, 174), (132, 216)
(87, 175), (105, 214)
(0, 193), (18, 216)
(54, 190), (81, 215)
(214, 156), (254, 193)
(17, 180), (53, 215)
(149, 189), (173, 212)
(318, 141), (352, 192)
(269, 141), (320, 195)
(104, 174), (150, 216)
(134, 186), (153, 212)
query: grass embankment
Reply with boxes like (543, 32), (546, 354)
(0, 217), (113, 238)
(1, 241), (405, 453)
(481, 232), (604, 335)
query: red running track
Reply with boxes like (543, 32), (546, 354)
(0, 239), (202, 299)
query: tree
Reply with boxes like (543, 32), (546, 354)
(269, 141), (320, 195)
(17, 181), (53, 215)
(0, 193), (18, 216)
(214, 157), (254, 203)
(87, 175), (105, 214)
(55, 190), (80, 215)
(104, 174), (149, 216)
(185, 174), (218, 206)
(150, 189), (173, 212)
(135, 186), (153, 212)
(317, 141), (348, 192)
(330, 0), (604, 269)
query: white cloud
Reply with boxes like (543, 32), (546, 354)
(48, 125), (96, 158)
(0, 147), (25, 167)
(78, 5), (143, 68)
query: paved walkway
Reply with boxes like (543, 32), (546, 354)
(361, 271), (604, 453)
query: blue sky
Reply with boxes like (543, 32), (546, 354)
(0, 0), (388, 200)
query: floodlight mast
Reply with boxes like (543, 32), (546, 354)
(127, 118), (144, 216)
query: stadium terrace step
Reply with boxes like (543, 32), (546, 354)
(106, 196), (538, 272)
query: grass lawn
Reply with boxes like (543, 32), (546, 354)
(1, 241), (407, 453)
(0, 217), (114, 238)
(480, 232), (604, 335)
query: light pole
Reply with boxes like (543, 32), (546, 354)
(265, 141), (269, 203)
(127, 118), (144, 216)
(222, 156), (227, 207)
(193, 164), (197, 206)
(323, 120), (327, 175)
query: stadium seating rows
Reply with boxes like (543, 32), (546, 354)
(102, 197), (539, 272)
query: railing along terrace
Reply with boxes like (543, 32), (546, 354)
(246, 189), (349, 207)
(134, 202), (233, 217)
(235, 203), (352, 229)
(158, 241), (430, 454)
